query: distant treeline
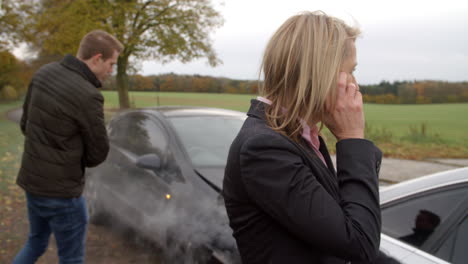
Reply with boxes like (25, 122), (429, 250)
(103, 74), (468, 104)
(103, 73), (259, 94)
(1, 48), (468, 105)
(361, 80), (468, 104)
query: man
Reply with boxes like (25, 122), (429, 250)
(13, 30), (123, 264)
(400, 210), (441, 247)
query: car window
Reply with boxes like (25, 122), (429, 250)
(435, 227), (456, 262)
(381, 185), (468, 251)
(109, 112), (183, 182)
(436, 216), (468, 264)
(144, 119), (169, 153)
(168, 116), (244, 167)
(452, 216), (468, 264)
(109, 112), (168, 156)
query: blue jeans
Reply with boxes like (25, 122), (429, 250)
(13, 192), (88, 264)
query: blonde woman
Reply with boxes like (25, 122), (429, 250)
(223, 11), (383, 263)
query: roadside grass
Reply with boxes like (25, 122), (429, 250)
(362, 103), (468, 159)
(0, 100), (24, 192)
(364, 103), (468, 146)
(0, 100), (28, 261)
(103, 91), (468, 159)
(321, 129), (468, 160)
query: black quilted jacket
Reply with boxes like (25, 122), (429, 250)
(17, 55), (109, 198)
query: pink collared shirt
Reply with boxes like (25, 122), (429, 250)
(257, 96), (327, 167)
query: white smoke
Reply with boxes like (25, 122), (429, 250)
(85, 164), (240, 264)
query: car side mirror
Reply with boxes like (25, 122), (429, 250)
(136, 153), (161, 171)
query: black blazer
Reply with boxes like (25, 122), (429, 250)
(223, 100), (382, 264)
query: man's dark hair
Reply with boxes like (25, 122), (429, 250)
(77, 30), (123, 60)
(420, 209), (441, 227)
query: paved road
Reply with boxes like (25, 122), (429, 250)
(7, 108), (467, 183)
(6, 107), (23, 123)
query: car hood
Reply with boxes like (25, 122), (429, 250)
(194, 166), (225, 191)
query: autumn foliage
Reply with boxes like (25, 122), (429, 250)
(102, 73), (260, 95)
(0, 50), (32, 101)
(360, 80), (468, 104)
(102, 74), (468, 104)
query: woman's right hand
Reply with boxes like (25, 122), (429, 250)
(323, 72), (365, 141)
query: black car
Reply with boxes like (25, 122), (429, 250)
(85, 106), (246, 263)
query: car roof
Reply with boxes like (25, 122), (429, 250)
(144, 106), (246, 118)
(380, 167), (468, 205)
(110, 106), (247, 122)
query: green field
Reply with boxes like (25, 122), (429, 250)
(2, 93), (468, 159)
(102, 91), (256, 112)
(0, 101), (24, 192)
(364, 103), (468, 145)
(0, 101), (26, 255)
(103, 91), (468, 148)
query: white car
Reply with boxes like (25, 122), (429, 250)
(380, 167), (468, 264)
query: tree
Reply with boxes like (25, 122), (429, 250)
(130, 74), (153, 91)
(0, 50), (18, 88)
(0, 50), (31, 99)
(397, 83), (417, 104)
(11, 0), (223, 108)
(0, 0), (22, 49)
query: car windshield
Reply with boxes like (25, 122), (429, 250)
(168, 115), (245, 167)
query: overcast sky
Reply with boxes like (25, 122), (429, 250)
(141, 0), (468, 84)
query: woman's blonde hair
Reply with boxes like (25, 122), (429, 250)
(259, 11), (360, 142)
